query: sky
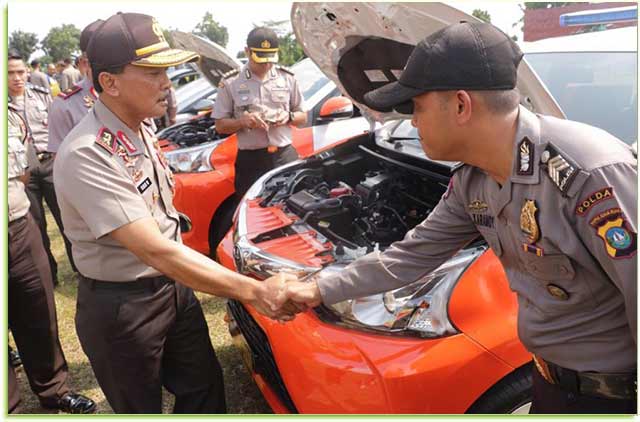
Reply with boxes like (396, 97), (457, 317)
(7, 1), (524, 60)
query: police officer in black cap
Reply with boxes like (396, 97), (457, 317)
(281, 21), (637, 414)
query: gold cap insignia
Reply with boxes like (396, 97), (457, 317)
(261, 40), (271, 49)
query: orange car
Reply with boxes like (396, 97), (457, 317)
(160, 33), (372, 255)
(216, 3), (569, 414)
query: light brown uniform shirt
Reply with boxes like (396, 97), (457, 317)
(60, 66), (82, 92)
(54, 99), (180, 281)
(29, 69), (51, 91)
(9, 85), (52, 155)
(8, 106), (31, 222)
(212, 65), (304, 150)
(48, 78), (98, 153)
(318, 106), (637, 373)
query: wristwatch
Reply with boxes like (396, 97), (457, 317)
(289, 111), (295, 123)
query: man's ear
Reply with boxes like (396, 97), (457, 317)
(454, 90), (472, 124)
(98, 71), (119, 97)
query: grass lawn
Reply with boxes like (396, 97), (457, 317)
(9, 208), (272, 414)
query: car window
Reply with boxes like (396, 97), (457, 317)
(291, 59), (331, 101)
(526, 52), (637, 144)
(176, 78), (216, 113)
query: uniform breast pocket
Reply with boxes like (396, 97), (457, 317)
(270, 89), (289, 105)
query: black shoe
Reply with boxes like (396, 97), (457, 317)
(9, 349), (22, 368)
(53, 393), (96, 414)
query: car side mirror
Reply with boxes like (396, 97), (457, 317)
(191, 98), (215, 113)
(317, 96), (354, 123)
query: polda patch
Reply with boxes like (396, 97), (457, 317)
(575, 187), (614, 216)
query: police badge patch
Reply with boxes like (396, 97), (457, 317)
(590, 208), (637, 259)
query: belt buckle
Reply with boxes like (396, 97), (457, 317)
(533, 355), (556, 385)
(267, 145), (278, 154)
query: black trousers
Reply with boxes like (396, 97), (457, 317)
(8, 214), (71, 411)
(234, 145), (299, 200)
(530, 365), (636, 414)
(26, 154), (76, 280)
(76, 276), (226, 413)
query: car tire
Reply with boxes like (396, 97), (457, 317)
(209, 194), (240, 258)
(466, 363), (533, 414)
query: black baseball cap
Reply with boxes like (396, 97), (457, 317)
(364, 22), (523, 114)
(87, 12), (199, 68)
(80, 19), (105, 53)
(246, 27), (279, 64)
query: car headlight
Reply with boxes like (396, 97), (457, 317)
(314, 246), (485, 338)
(164, 141), (221, 173)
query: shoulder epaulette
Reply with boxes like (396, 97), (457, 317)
(94, 127), (117, 154)
(59, 85), (82, 100)
(221, 69), (240, 80)
(450, 162), (466, 174)
(276, 65), (294, 75)
(540, 143), (587, 197)
(27, 83), (50, 95)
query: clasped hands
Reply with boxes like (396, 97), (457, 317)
(250, 272), (322, 322)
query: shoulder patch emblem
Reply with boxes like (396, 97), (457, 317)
(541, 145), (579, 195)
(517, 137), (534, 176)
(95, 127), (117, 153)
(29, 84), (50, 95)
(221, 68), (240, 80)
(590, 207), (637, 259)
(575, 187), (614, 216)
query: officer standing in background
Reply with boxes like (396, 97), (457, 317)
(282, 22), (637, 413)
(59, 58), (82, 92)
(54, 13), (297, 414)
(8, 49), (74, 284)
(48, 19), (103, 155)
(8, 102), (96, 415)
(213, 27), (307, 201)
(29, 59), (51, 91)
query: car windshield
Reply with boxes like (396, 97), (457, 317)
(175, 78), (216, 113)
(525, 51), (637, 144)
(291, 59), (331, 101)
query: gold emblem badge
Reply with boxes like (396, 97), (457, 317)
(261, 40), (271, 49)
(520, 199), (540, 244)
(468, 199), (488, 213)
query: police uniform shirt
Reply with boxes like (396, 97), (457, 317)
(54, 99), (180, 281)
(48, 78), (98, 153)
(317, 106), (637, 373)
(8, 107), (31, 222)
(30, 69), (51, 91)
(212, 65), (304, 150)
(9, 85), (52, 155)
(60, 66), (82, 92)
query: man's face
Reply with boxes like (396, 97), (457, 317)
(8, 59), (27, 95)
(246, 47), (274, 75)
(114, 64), (171, 120)
(47, 64), (56, 75)
(411, 91), (456, 161)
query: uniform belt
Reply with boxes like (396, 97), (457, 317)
(36, 151), (53, 162)
(80, 274), (173, 291)
(533, 355), (636, 400)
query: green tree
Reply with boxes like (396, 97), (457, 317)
(163, 28), (175, 48)
(41, 24), (81, 62)
(193, 12), (228, 47)
(257, 20), (305, 66)
(9, 30), (39, 61)
(472, 9), (492, 23)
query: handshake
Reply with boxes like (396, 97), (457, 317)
(249, 273), (323, 322)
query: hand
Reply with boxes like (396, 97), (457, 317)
(283, 279), (322, 308)
(271, 110), (291, 127)
(250, 272), (302, 321)
(241, 112), (269, 131)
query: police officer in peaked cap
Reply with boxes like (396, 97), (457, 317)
(280, 21), (637, 414)
(53, 12), (300, 414)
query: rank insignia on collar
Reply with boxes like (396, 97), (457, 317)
(95, 127), (117, 154)
(520, 199), (540, 244)
(116, 131), (138, 155)
(468, 199), (488, 213)
(517, 137), (534, 176)
(83, 95), (95, 109)
(590, 207), (637, 259)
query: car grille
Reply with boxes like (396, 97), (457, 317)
(227, 299), (298, 413)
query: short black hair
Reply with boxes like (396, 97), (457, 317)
(30, 59), (40, 68)
(473, 89), (521, 115)
(91, 62), (125, 93)
(8, 49), (22, 60)
(64, 57), (72, 65)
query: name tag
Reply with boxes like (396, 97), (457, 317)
(137, 177), (152, 194)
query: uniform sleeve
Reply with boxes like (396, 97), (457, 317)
(8, 114), (28, 178)
(317, 174), (480, 304)
(55, 144), (152, 239)
(572, 162), (637, 343)
(47, 99), (73, 153)
(289, 76), (305, 113)
(212, 82), (234, 120)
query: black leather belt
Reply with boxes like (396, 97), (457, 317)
(81, 275), (172, 291)
(36, 151), (53, 162)
(534, 355), (636, 400)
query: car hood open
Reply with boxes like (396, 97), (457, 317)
(291, 2), (565, 123)
(171, 31), (242, 88)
